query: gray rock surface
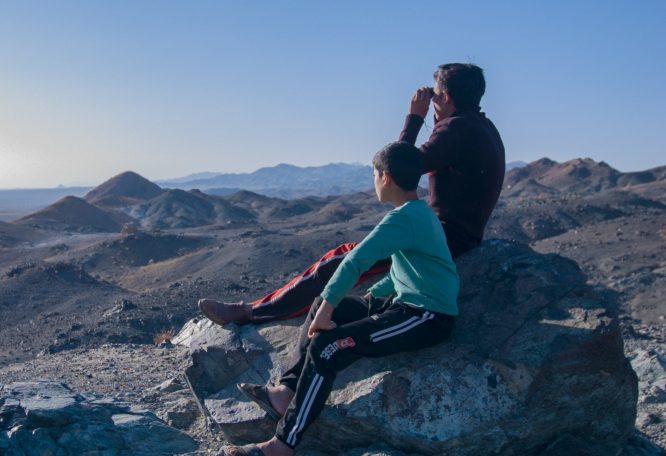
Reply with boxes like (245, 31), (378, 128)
(175, 240), (639, 455)
(0, 380), (197, 456)
(628, 345), (666, 450)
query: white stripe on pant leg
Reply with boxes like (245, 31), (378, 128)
(371, 313), (433, 342)
(369, 316), (420, 339)
(286, 373), (323, 446)
(371, 313), (434, 343)
(286, 373), (321, 446)
(287, 374), (323, 446)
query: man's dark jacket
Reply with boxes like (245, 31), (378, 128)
(400, 109), (505, 257)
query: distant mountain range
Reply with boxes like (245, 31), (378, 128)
(0, 161), (528, 220)
(157, 160), (530, 198)
(3, 157), (663, 235)
(156, 163), (377, 198)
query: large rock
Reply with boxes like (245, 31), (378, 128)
(0, 380), (197, 456)
(176, 240), (638, 455)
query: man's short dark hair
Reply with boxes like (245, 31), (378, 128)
(434, 63), (485, 111)
(372, 141), (423, 191)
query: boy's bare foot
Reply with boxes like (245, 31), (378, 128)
(198, 299), (253, 325)
(257, 437), (293, 456)
(222, 437), (293, 456)
(266, 384), (294, 417)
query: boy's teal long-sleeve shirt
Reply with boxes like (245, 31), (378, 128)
(321, 199), (459, 316)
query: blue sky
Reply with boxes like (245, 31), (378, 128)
(0, 0), (664, 188)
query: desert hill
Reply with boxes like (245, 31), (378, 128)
(126, 189), (256, 229)
(14, 195), (132, 232)
(10, 174), (384, 234)
(504, 157), (666, 196)
(0, 220), (42, 247)
(487, 191), (666, 243)
(85, 170), (164, 207)
(70, 232), (212, 274)
(222, 190), (317, 220)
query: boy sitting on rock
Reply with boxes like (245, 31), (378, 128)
(222, 141), (460, 456)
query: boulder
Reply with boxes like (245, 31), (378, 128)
(0, 380), (197, 456)
(176, 240), (638, 455)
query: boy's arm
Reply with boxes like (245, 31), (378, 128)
(308, 300), (337, 338)
(321, 210), (413, 307)
(367, 274), (395, 297)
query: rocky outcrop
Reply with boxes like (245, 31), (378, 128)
(0, 380), (197, 455)
(628, 343), (666, 450)
(175, 240), (638, 455)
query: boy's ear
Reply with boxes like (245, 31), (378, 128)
(382, 171), (392, 186)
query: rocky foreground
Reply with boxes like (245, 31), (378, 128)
(175, 241), (649, 456)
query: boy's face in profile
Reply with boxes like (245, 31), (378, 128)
(373, 167), (387, 203)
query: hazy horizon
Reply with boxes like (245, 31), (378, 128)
(1, 1), (664, 188)
(0, 157), (636, 191)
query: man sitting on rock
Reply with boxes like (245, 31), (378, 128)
(199, 63), (504, 326)
(220, 142), (459, 456)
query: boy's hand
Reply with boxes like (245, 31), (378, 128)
(308, 300), (337, 338)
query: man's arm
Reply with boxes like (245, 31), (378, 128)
(399, 88), (459, 173)
(399, 87), (432, 145)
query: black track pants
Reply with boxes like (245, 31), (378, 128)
(275, 295), (455, 449)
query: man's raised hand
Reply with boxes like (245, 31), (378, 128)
(408, 87), (433, 119)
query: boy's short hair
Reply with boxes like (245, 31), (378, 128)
(434, 63), (485, 111)
(372, 141), (423, 191)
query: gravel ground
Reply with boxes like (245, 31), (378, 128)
(0, 343), (226, 455)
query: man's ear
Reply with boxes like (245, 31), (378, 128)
(444, 90), (456, 109)
(444, 90), (453, 106)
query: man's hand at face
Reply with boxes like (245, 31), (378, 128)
(308, 300), (337, 338)
(408, 87), (433, 119)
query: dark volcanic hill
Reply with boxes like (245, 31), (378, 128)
(486, 191), (666, 243)
(85, 171), (164, 207)
(504, 158), (666, 197)
(14, 196), (132, 233)
(127, 189), (256, 229)
(0, 221), (41, 247)
(222, 190), (322, 221)
(505, 158), (620, 194)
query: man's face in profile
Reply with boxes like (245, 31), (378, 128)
(431, 84), (448, 120)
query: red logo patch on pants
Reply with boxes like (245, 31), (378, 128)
(320, 337), (356, 360)
(337, 337), (356, 349)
